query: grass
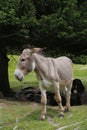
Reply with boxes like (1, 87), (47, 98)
(0, 101), (87, 130)
(73, 64), (87, 90)
(0, 55), (87, 130)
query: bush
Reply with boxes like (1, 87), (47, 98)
(72, 55), (87, 64)
(46, 49), (87, 64)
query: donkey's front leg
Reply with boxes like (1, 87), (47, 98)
(39, 86), (47, 120)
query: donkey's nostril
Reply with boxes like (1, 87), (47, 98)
(14, 69), (24, 81)
(14, 74), (19, 80)
(16, 75), (19, 80)
(15, 74), (23, 81)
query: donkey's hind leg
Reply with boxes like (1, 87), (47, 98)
(54, 82), (64, 117)
(65, 83), (72, 112)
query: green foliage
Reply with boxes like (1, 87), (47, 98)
(72, 55), (87, 64)
(28, 0), (87, 52)
(0, 0), (36, 25)
(0, 0), (20, 24)
(0, 0), (87, 53)
(46, 49), (87, 64)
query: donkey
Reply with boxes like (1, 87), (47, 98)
(14, 48), (73, 120)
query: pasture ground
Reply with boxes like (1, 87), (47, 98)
(0, 55), (87, 130)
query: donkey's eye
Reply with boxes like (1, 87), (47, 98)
(21, 59), (25, 62)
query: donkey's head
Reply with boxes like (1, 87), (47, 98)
(14, 48), (45, 81)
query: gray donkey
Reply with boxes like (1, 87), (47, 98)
(14, 48), (73, 120)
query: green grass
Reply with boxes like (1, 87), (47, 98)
(0, 101), (87, 130)
(73, 64), (87, 90)
(0, 55), (87, 130)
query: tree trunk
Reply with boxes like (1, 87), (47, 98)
(0, 51), (15, 98)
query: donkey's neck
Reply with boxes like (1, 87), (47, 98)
(32, 53), (48, 80)
(32, 53), (56, 82)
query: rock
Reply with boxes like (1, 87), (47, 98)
(81, 91), (87, 104)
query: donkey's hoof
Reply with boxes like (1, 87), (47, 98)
(40, 115), (46, 120)
(64, 108), (70, 113)
(58, 113), (64, 118)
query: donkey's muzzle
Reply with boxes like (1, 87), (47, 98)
(14, 69), (24, 81)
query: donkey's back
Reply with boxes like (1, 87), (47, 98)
(54, 56), (73, 81)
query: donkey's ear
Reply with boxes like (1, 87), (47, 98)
(31, 47), (46, 53)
